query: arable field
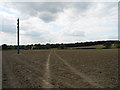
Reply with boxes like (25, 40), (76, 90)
(2, 49), (118, 88)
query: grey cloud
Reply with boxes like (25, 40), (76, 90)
(8, 2), (65, 19)
(5, 2), (117, 23)
(39, 12), (57, 22)
(7, 2), (92, 23)
(37, 2), (64, 13)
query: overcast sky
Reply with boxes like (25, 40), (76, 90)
(0, 2), (118, 45)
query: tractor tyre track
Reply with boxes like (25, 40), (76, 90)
(54, 50), (104, 88)
(42, 51), (54, 88)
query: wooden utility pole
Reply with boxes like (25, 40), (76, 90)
(17, 18), (20, 54)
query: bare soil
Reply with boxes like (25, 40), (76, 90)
(2, 49), (118, 88)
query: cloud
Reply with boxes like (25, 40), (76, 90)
(0, 2), (118, 45)
(39, 12), (58, 23)
(63, 30), (85, 37)
(4, 2), (94, 23)
(5, 2), (65, 23)
(2, 18), (16, 33)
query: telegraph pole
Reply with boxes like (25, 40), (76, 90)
(17, 18), (20, 54)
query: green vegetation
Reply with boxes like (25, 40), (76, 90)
(1, 40), (120, 50)
(96, 48), (102, 49)
(103, 42), (112, 49)
(114, 41), (120, 48)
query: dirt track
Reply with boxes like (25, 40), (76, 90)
(42, 51), (53, 88)
(2, 49), (118, 88)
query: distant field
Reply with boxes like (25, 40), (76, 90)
(73, 45), (105, 49)
(2, 49), (118, 88)
(72, 44), (118, 49)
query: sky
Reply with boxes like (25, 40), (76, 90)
(0, 1), (118, 45)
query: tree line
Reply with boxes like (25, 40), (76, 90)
(1, 40), (120, 50)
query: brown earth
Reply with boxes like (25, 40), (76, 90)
(2, 49), (118, 88)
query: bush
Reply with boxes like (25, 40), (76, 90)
(103, 42), (112, 49)
(114, 41), (120, 48)
(2, 44), (8, 50)
(59, 43), (66, 49)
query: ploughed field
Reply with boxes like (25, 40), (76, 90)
(2, 49), (118, 88)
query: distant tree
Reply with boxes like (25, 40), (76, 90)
(114, 41), (120, 48)
(2, 44), (8, 50)
(59, 43), (66, 49)
(46, 43), (51, 49)
(33, 44), (39, 49)
(25, 45), (31, 50)
(19, 45), (25, 49)
(103, 42), (112, 49)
